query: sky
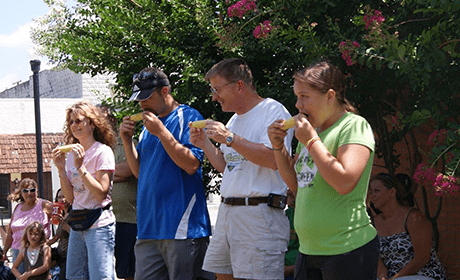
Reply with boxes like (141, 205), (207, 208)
(0, 1), (57, 92)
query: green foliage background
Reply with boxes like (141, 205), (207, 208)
(33, 0), (459, 210)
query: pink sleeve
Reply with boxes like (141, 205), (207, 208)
(96, 145), (115, 172)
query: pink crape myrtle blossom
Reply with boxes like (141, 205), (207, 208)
(413, 163), (437, 187)
(361, 7), (395, 49)
(445, 152), (455, 164)
(228, 0), (257, 18)
(434, 174), (460, 197)
(363, 10), (385, 29)
(383, 113), (404, 132)
(427, 129), (448, 146)
(338, 40), (360, 66)
(253, 20), (273, 39)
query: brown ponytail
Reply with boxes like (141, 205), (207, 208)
(294, 61), (357, 114)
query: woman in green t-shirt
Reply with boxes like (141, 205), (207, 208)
(268, 61), (378, 279)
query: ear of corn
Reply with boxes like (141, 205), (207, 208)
(130, 113), (143, 122)
(282, 117), (295, 130)
(191, 120), (208, 128)
(58, 144), (78, 153)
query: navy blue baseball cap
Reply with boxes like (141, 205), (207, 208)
(129, 68), (170, 101)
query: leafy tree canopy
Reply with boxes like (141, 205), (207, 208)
(33, 0), (460, 200)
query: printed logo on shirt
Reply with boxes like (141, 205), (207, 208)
(70, 168), (86, 193)
(225, 152), (246, 172)
(295, 147), (317, 188)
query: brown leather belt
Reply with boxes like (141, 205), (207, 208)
(221, 196), (269, 206)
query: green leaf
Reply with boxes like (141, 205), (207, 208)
(398, 45), (406, 59)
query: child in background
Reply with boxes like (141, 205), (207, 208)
(12, 222), (51, 280)
(0, 246), (14, 280)
(49, 248), (60, 280)
(46, 189), (70, 280)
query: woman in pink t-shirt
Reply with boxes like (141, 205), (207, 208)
(2, 178), (52, 274)
(52, 101), (116, 280)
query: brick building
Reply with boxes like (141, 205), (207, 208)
(373, 122), (460, 279)
(0, 133), (62, 215)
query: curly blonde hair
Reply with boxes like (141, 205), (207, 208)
(7, 178), (38, 203)
(63, 100), (116, 148)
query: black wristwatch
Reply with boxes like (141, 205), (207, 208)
(225, 132), (235, 147)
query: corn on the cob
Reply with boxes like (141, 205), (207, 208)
(130, 113), (143, 122)
(191, 120), (208, 128)
(58, 144), (78, 153)
(281, 117), (295, 130)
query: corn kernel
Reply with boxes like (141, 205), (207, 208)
(282, 117), (295, 130)
(130, 112), (143, 122)
(58, 144), (78, 153)
(191, 120), (208, 128)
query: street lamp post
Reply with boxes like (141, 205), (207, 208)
(30, 60), (45, 199)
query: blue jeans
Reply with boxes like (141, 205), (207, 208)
(66, 223), (115, 280)
(11, 248), (24, 274)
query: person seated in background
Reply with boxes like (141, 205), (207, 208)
(368, 173), (447, 280)
(0, 246), (14, 280)
(366, 173), (414, 221)
(49, 248), (61, 280)
(284, 189), (299, 280)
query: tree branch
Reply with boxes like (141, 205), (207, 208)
(130, 0), (142, 8)
(438, 39), (460, 49)
(390, 18), (433, 29)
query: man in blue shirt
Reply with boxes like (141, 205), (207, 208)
(120, 67), (213, 280)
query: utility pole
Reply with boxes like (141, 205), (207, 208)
(30, 60), (44, 198)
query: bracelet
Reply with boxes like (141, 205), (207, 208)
(78, 166), (88, 177)
(272, 145), (284, 151)
(305, 136), (319, 147)
(306, 136), (320, 151)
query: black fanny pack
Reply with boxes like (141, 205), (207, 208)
(66, 204), (111, 231)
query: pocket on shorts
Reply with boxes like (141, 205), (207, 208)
(254, 240), (286, 276)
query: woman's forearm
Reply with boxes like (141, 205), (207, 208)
(377, 257), (389, 280)
(58, 168), (74, 203)
(274, 149), (298, 192)
(392, 258), (428, 278)
(3, 225), (13, 253)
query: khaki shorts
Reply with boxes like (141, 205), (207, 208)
(202, 203), (289, 279)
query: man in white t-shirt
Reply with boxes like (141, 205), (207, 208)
(190, 58), (294, 280)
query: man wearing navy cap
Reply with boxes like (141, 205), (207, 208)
(120, 67), (213, 280)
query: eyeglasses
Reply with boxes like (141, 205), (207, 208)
(22, 188), (36, 193)
(210, 81), (236, 95)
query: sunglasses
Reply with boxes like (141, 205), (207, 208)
(22, 188), (36, 193)
(69, 118), (87, 126)
(133, 71), (156, 82)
